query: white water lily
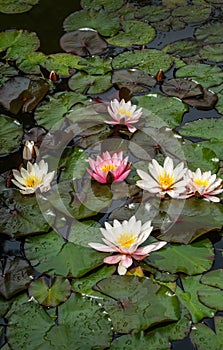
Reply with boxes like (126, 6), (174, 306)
(23, 140), (39, 161)
(105, 98), (142, 132)
(89, 215), (166, 275)
(12, 160), (55, 195)
(136, 156), (188, 198)
(183, 168), (223, 202)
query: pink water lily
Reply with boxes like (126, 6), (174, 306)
(87, 151), (131, 184)
(183, 168), (223, 202)
(88, 216), (167, 275)
(136, 156), (188, 198)
(105, 98), (142, 132)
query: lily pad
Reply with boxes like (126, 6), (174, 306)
(0, 0), (39, 14)
(63, 8), (120, 37)
(145, 239), (214, 275)
(199, 43), (223, 63)
(176, 275), (215, 323)
(195, 22), (223, 44)
(110, 332), (170, 350)
(94, 275), (180, 333)
(135, 93), (188, 128)
(0, 257), (33, 299)
(44, 53), (86, 76)
(162, 40), (200, 58)
(29, 276), (71, 306)
(58, 147), (88, 182)
(0, 189), (50, 237)
(107, 21), (156, 47)
(182, 88), (218, 110)
(179, 118), (223, 141)
(172, 5), (211, 24)
(190, 316), (223, 350)
(81, 0), (124, 11)
(176, 64), (223, 88)
(0, 30), (40, 59)
(0, 62), (18, 86)
(112, 69), (156, 94)
(46, 293), (112, 349)
(75, 56), (112, 75)
(16, 52), (47, 74)
(112, 49), (174, 76)
(161, 78), (203, 99)
(60, 29), (107, 56)
(197, 269), (223, 310)
(0, 115), (23, 154)
(68, 71), (112, 94)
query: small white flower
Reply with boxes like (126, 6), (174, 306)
(183, 168), (223, 202)
(12, 160), (55, 195)
(23, 140), (39, 161)
(136, 156), (188, 198)
(105, 99), (142, 132)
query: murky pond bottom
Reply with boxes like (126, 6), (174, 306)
(0, 0), (223, 349)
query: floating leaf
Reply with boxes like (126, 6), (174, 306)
(112, 49), (174, 75)
(0, 0), (39, 14)
(199, 44), (223, 63)
(46, 293), (112, 349)
(195, 22), (223, 44)
(29, 276), (71, 306)
(59, 147), (88, 182)
(16, 52), (47, 74)
(110, 332), (170, 350)
(190, 316), (223, 350)
(81, 0), (124, 11)
(179, 118), (223, 141)
(60, 29), (107, 56)
(136, 4), (171, 23)
(161, 78), (203, 99)
(94, 275), (180, 333)
(0, 257), (33, 299)
(162, 40), (200, 58)
(68, 71), (112, 94)
(112, 69), (156, 94)
(176, 275), (215, 323)
(182, 88), (218, 110)
(172, 5), (211, 24)
(44, 53), (86, 76)
(135, 93), (188, 128)
(0, 116), (23, 154)
(198, 269), (223, 310)
(0, 189), (50, 237)
(198, 139), (223, 160)
(146, 239), (214, 275)
(0, 30), (40, 59)
(107, 21), (156, 47)
(63, 8), (120, 36)
(0, 62), (18, 87)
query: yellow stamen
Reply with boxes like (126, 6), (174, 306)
(101, 164), (117, 172)
(118, 108), (133, 117)
(158, 171), (175, 190)
(117, 232), (137, 249)
(193, 178), (210, 187)
(24, 174), (42, 188)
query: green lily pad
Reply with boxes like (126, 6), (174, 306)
(176, 275), (215, 323)
(46, 293), (112, 349)
(157, 198), (223, 244)
(0, 257), (33, 299)
(60, 29), (108, 56)
(199, 44), (223, 63)
(16, 52), (47, 74)
(201, 269), (223, 289)
(94, 275), (180, 333)
(34, 91), (89, 130)
(110, 332), (170, 350)
(63, 8), (120, 37)
(0, 0), (39, 14)
(68, 71), (112, 94)
(81, 0), (124, 11)
(172, 5), (211, 24)
(0, 62), (18, 87)
(112, 69), (156, 94)
(198, 139), (223, 160)
(195, 22), (223, 44)
(179, 118), (223, 141)
(112, 49), (174, 75)
(162, 40), (200, 58)
(6, 301), (55, 350)
(197, 269), (223, 310)
(0, 30), (40, 59)
(136, 5), (171, 23)
(76, 56), (112, 75)
(107, 21), (156, 47)
(25, 230), (107, 277)
(145, 239), (214, 275)
(176, 64), (223, 88)
(190, 316), (223, 350)
(44, 53), (86, 76)
(58, 147), (88, 182)
(68, 219), (102, 245)
(135, 93), (188, 128)
(0, 115), (23, 154)
(0, 189), (50, 237)
(29, 276), (71, 306)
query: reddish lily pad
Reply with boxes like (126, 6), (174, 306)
(161, 78), (203, 99)
(60, 29), (107, 56)
(182, 88), (218, 110)
(112, 69), (156, 94)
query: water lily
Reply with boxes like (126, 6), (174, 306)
(12, 160), (55, 195)
(88, 216), (167, 275)
(87, 151), (131, 184)
(183, 168), (223, 202)
(105, 98), (142, 132)
(136, 156), (188, 198)
(23, 140), (39, 161)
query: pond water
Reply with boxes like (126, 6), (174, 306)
(0, 0), (223, 349)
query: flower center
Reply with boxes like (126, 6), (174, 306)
(24, 174), (42, 188)
(117, 108), (133, 117)
(158, 171), (175, 190)
(117, 232), (137, 249)
(101, 164), (117, 172)
(193, 178), (210, 187)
